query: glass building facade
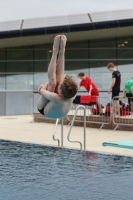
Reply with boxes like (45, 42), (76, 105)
(0, 36), (133, 115)
(0, 36), (133, 92)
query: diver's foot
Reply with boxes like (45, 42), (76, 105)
(53, 35), (61, 53)
(59, 35), (67, 53)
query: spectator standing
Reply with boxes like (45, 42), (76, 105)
(107, 63), (122, 117)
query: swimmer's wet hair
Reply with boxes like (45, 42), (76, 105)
(107, 63), (115, 69)
(60, 75), (78, 99)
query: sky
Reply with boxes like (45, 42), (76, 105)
(0, 0), (133, 21)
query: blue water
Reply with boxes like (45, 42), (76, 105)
(0, 140), (133, 200)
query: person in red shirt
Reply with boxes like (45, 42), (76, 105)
(78, 72), (103, 115)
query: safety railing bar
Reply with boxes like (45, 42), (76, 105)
(30, 93), (34, 123)
(67, 105), (86, 150)
(99, 123), (105, 130)
(66, 118), (111, 125)
(112, 95), (120, 127)
(83, 107), (86, 150)
(66, 97), (112, 129)
(114, 124), (119, 131)
(52, 118), (60, 147)
(67, 117), (110, 131)
(61, 118), (63, 148)
(67, 121), (72, 127)
(112, 96), (133, 126)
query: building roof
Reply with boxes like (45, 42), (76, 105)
(0, 9), (133, 48)
(0, 9), (133, 39)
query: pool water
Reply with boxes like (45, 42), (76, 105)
(0, 140), (133, 200)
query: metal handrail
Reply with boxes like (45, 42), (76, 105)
(67, 96), (111, 130)
(52, 118), (60, 147)
(67, 105), (86, 150)
(52, 118), (64, 147)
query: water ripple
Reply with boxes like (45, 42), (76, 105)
(0, 140), (133, 200)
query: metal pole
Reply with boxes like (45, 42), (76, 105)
(61, 117), (64, 148)
(30, 93), (34, 122)
(53, 118), (60, 147)
(67, 105), (86, 150)
(84, 108), (86, 150)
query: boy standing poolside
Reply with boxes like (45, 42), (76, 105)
(107, 63), (122, 117)
(37, 35), (78, 119)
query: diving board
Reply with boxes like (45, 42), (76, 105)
(103, 140), (133, 150)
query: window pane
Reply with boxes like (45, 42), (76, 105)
(0, 48), (6, 60)
(7, 62), (33, 72)
(118, 49), (133, 59)
(34, 48), (49, 60)
(0, 75), (5, 90)
(117, 37), (133, 48)
(34, 73), (48, 90)
(120, 72), (133, 88)
(0, 48), (6, 72)
(34, 61), (49, 72)
(90, 72), (111, 91)
(118, 62), (133, 73)
(34, 44), (53, 61)
(66, 40), (88, 59)
(90, 38), (116, 47)
(117, 37), (133, 88)
(7, 47), (33, 60)
(117, 38), (133, 62)
(65, 49), (88, 59)
(0, 62), (6, 72)
(90, 60), (116, 73)
(65, 61), (89, 71)
(6, 74), (33, 90)
(90, 39), (116, 60)
(67, 40), (88, 48)
(65, 61), (89, 89)
(90, 49), (116, 60)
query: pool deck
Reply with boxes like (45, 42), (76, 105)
(0, 115), (133, 157)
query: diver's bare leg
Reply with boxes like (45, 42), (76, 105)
(37, 35), (60, 110)
(55, 35), (67, 92)
(47, 35), (61, 91)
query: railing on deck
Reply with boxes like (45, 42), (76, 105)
(112, 96), (133, 130)
(67, 96), (111, 129)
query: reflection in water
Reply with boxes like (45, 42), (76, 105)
(0, 140), (133, 200)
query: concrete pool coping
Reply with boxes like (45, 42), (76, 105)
(0, 115), (133, 157)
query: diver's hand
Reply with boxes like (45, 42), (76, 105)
(38, 83), (46, 94)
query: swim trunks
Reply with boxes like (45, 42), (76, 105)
(38, 108), (44, 115)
